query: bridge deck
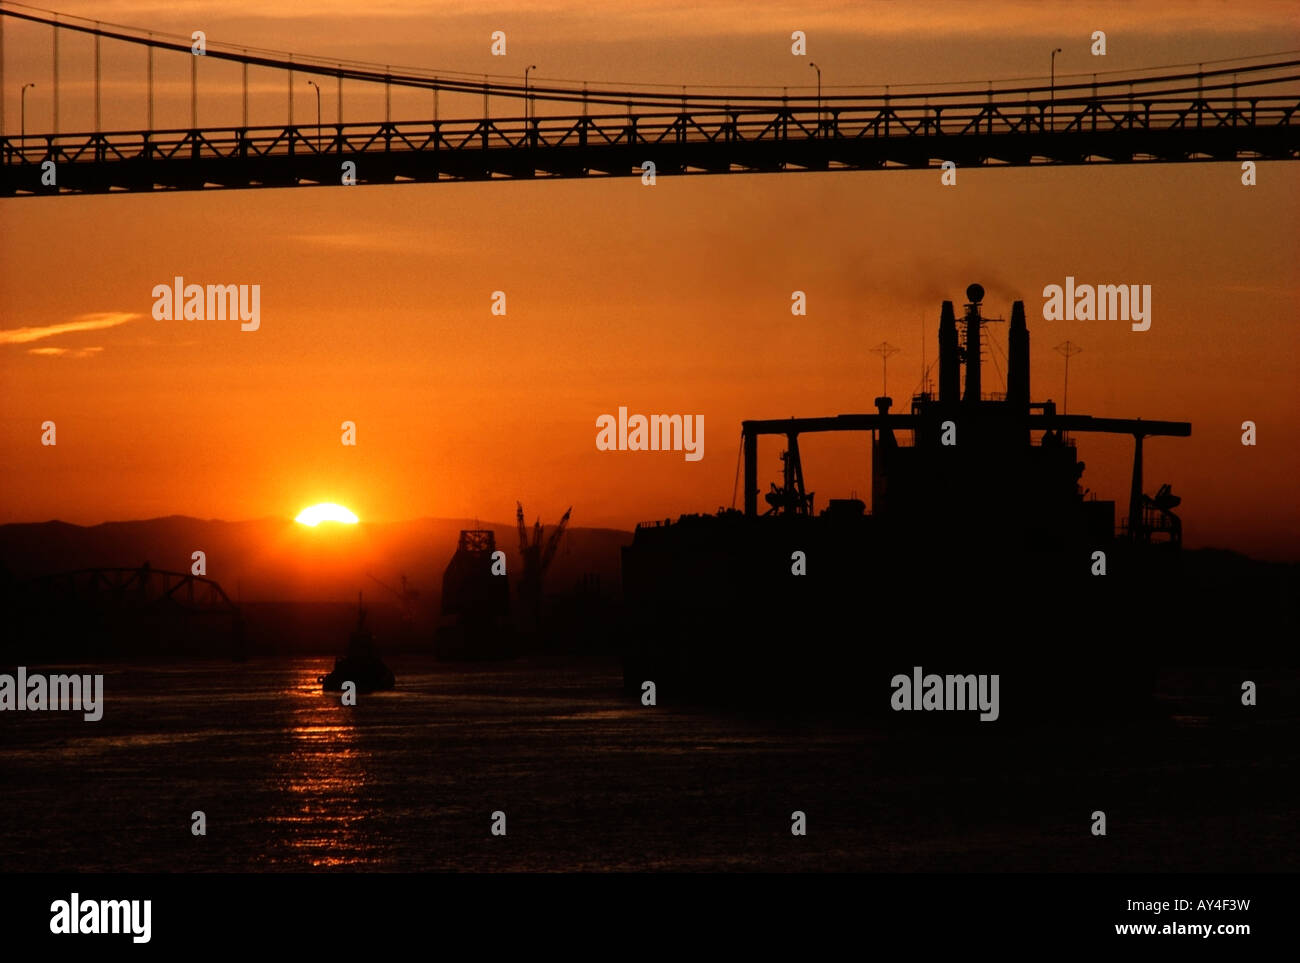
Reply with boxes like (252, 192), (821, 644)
(4, 96), (1298, 196)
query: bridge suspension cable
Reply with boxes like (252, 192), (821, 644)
(2, 0), (1299, 118)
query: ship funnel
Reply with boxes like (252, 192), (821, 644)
(1008, 300), (1029, 408)
(962, 285), (982, 404)
(939, 300), (959, 403)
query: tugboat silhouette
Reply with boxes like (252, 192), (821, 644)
(319, 593), (396, 693)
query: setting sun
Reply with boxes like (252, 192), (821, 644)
(294, 503), (359, 526)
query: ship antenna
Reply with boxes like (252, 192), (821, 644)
(1055, 340), (1084, 441)
(870, 342), (900, 397)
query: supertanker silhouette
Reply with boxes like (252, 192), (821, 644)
(621, 284), (1194, 717)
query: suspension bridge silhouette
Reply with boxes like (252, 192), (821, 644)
(2, 3), (1297, 197)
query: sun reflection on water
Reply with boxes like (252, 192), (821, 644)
(268, 664), (378, 868)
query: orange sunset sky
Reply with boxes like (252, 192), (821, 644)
(1, 1), (1298, 560)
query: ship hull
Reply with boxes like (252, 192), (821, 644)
(319, 656), (395, 693)
(620, 515), (1173, 721)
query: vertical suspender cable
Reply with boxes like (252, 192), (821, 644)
(52, 21), (59, 133)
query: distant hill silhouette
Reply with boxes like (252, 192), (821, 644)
(0, 515), (631, 608)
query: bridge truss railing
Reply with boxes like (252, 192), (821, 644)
(3, 90), (1298, 169)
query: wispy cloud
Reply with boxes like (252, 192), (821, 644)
(0, 312), (140, 345)
(285, 232), (453, 254)
(27, 346), (106, 359)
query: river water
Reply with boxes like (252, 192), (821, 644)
(1, 658), (1295, 872)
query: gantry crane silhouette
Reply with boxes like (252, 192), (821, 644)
(515, 502), (571, 621)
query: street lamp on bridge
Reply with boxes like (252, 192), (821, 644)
(21, 82), (36, 142)
(524, 64), (538, 123)
(1050, 47), (1063, 132)
(305, 80), (321, 150)
(809, 61), (822, 136)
